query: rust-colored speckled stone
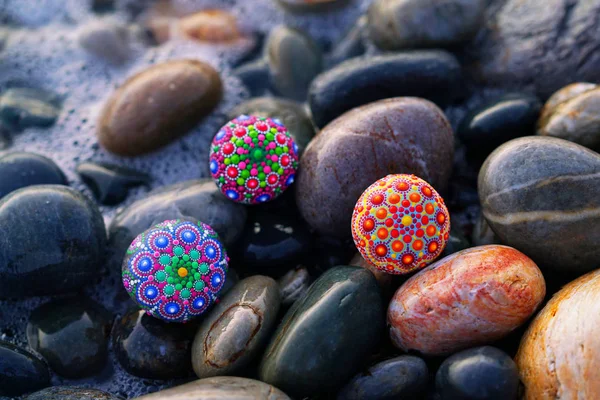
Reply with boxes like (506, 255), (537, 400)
(296, 97), (454, 238)
(97, 60), (222, 156)
(388, 245), (545, 356)
(516, 269), (600, 400)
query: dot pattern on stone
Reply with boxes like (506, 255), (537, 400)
(122, 219), (228, 323)
(209, 115), (299, 204)
(351, 174), (450, 275)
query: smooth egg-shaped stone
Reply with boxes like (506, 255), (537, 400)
(109, 179), (246, 263)
(234, 210), (312, 270)
(367, 0), (485, 50)
(297, 97), (454, 237)
(436, 346), (519, 400)
(97, 60), (222, 156)
(265, 26), (322, 101)
(0, 340), (50, 397)
(179, 9), (247, 43)
(458, 93), (542, 161)
(538, 86), (600, 152)
(278, 266), (310, 306)
(516, 268), (600, 399)
(135, 376), (291, 399)
(78, 20), (130, 65)
(388, 245), (545, 355)
(308, 51), (461, 128)
(259, 266), (384, 398)
(192, 275), (281, 378)
(0, 185), (106, 298)
(478, 136), (600, 272)
(337, 355), (428, 400)
(0, 152), (67, 199)
(25, 386), (123, 400)
(112, 308), (197, 379)
(76, 162), (150, 206)
(0, 87), (60, 130)
(26, 297), (112, 378)
(228, 97), (315, 156)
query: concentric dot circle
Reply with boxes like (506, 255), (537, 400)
(121, 219), (229, 323)
(351, 174), (450, 275)
(209, 115), (299, 205)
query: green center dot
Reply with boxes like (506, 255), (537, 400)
(183, 255), (190, 261)
(174, 247), (184, 257)
(194, 272), (201, 279)
(224, 158), (231, 165)
(266, 133), (274, 141)
(231, 155), (240, 164)
(237, 178), (245, 186)
(155, 271), (166, 282)
(283, 146), (289, 152)
(241, 170), (250, 178)
(199, 263), (209, 274)
(186, 282), (193, 289)
(180, 289), (191, 299)
(275, 147), (283, 155)
(159, 254), (171, 265)
(278, 168), (284, 175)
(167, 277), (174, 284)
(192, 261), (199, 268)
(235, 139), (244, 147)
(258, 172), (265, 180)
(175, 284), (183, 291)
(195, 281), (205, 291)
(260, 182), (267, 188)
(164, 285), (175, 295)
(249, 131), (257, 138)
(190, 250), (199, 260)
(253, 149), (263, 160)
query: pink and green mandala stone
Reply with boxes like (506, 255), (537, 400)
(122, 219), (228, 323)
(209, 115), (299, 204)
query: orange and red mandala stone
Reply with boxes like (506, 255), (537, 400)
(351, 174), (450, 275)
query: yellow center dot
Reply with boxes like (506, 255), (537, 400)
(401, 215), (413, 226)
(178, 267), (188, 278)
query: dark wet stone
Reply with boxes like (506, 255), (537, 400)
(0, 185), (106, 298)
(329, 16), (366, 66)
(25, 386), (123, 400)
(91, 0), (115, 13)
(97, 60), (222, 156)
(348, 253), (396, 298)
(298, 97), (454, 237)
(135, 376), (291, 399)
(441, 229), (470, 258)
(472, 212), (500, 246)
(467, 0), (600, 98)
(278, 266), (310, 306)
(436, 346), (519, 400)
(192, 276), (281, 378)
(232, 59), (271, 97)
(368, 0), (485, 50)
(109, 179), (246, 265)
(259, 266), (384, 398)
(0, 152), (67, 199)
(458, 93), (542, 162)
(76, 161), (151, 205)
(265, 26), (322, 101)
(0, 122), (11, 150)
(337, 355), (429, 400)
(308, 50), (462, 128)
(0, 88), (61, 131)
(26, 297), (112, 378)
(0, 340), (50, 397)
(229, 97), (315, 155)
(538, 85), (600, 152)
(275, 0), (349, 13)
(479, 136), (600, 273)
(112, 308), (197, 379)
(309, 235), (355, 274)
(234, 210), (312, 273)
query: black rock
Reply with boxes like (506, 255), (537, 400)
(308, 50), (462, 128)
(229, 97), (315, 155)
(435, 346), (519, 400)
(259, 266), (384, 398)
(441, 229), (470, 258)
(0, 185), (106, 298)
(76, 161), (151, 205)
(277, 266), (310, 306)
(337, 355), (429, 400)
(0, 88), (61, 130)
(232, 59), (271, 97)
(0, 152), (67, 199)
(265, 26), (322, 101)
(112, 308), (197, 379)
(458, 93), (542, 162)
(275, 0), (349, 13)
(26, 297), (112, 378)
(108, 179), (247, 266)
(328, 16), (366, 67)
(0, 340), (50, 397)
(0, 122), (11, 150)
(25, 386), (123, 400)
(233, 210), (312, 274)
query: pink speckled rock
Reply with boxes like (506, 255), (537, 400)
(387, 245), (545, 356)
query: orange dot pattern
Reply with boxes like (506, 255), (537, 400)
(351, 174), (450, 275)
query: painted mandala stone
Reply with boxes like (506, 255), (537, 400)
(351, 174), (450, 275)
(122, 219), (228, 323)
(209, 115), (299, 204)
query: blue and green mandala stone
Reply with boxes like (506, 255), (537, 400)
(122, 219), (228, 323)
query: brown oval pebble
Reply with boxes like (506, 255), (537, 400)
(516, 269), (600, 400)
(97, 60), (222, 156)
(180, 10), (244, 43)
(388, 245), (545, 356)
